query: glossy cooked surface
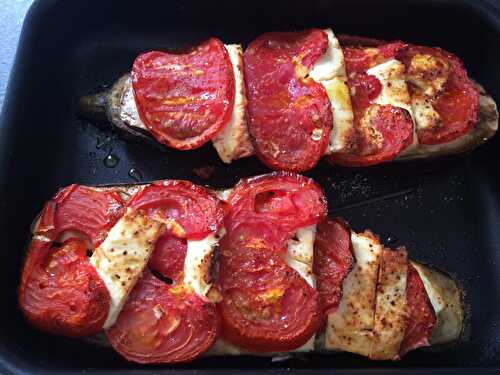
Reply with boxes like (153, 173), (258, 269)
(2, 0), (500, 372)
(132, 38), (235, 149)
(244, 30), (332, 172)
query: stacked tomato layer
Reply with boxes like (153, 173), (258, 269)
(19, 185), (125, 337)
(106, 181), (224, 364)
(218, 173), (326, 351)
(19, 181), (225, 363)
(328, 41), (415, 166)
(19, 174), (437, 363)
(132, 38), (235, 150)
(315, 218), (436, 358)
(130, 30), (479, 171)
(243, 30), (333, 172)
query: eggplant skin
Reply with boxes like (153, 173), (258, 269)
(410, 261), (464, 345)
(30, 182), (464, 359)
(398, 84), (498, 161)
(77, 75), (155, 144)
(78, 75), (498, 165)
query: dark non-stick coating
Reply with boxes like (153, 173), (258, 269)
(1, 0), (500, 373)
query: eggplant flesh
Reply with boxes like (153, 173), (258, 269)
(24, 181), (465, 360)
(78, 75), (498, 164)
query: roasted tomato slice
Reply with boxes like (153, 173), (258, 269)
(107, 269), (219, 364)
(108, 180), (224, 363)
(127, 180), (224, 240)
(19, 238), (110, 337)
(218, 235), (320, 352)
(226, 172), (327, 237)
(19, 186), (125, 337)
(313, 218), (353, 316)
(50, 185), (125, 246)
(399, 264), (436, 356)
(148, 234), (187, 283)
(338, 34), (387, 48)
(218, 173), (325, 351)
(244, 29), (332, 172)
(132, 38), (235, 150)
(342, 41), (407, 73)
(328, 104), (414, 167)
(398, 45), (479, 145)
(329, 42), (413, 167)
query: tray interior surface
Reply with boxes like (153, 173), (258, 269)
(1, 0), (500, 373)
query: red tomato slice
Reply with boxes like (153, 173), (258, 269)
(399, 264), (436, 356)
(226, 172), (327, 238)
(106, 269), (219, 364)
(313, 218), (353, 316)
(127, 180), (224, 240)
(218, 236), (320, 352)
(148, 233), (187, 283)
(342, 42), (407, 73)
(218, 173), (324, 351)
(328, 104), (414, 167)
(132, 38), (235, 150)
(348, 72), (383, 111)
(19, 238), (110, 337)
(244, 29), (332, 172)
(19, 185), (125, 337)
(51, 185), (125, 247)
(398, 45), (479, 145)
(329, 42), (413, 167)
(222, 215), (290, 251)
(338, 34), (387, 48)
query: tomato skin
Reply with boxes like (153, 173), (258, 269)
(106, 269), (219, 364)
(399, 264), (436, 356)
(148, 234), (187, 283)
(328, 104), (414, 167)
(328, 41), (413, 167)
(50, 185), (125, 246)
(226, 172), (327, 237)
(132, 38), (235, 150)
(348, 72), (382, 111)
(398, 45), (479, 145)
(343, 42), (407, 73)
(218, 172), (325, 351)
(127, 180), (224, 240)
(19, 239), (110, 337)
(108, 180), (224, 364)
(314, 218), (354, 316)
(244, 29), (332, 172)
(19, 185), (125, 337)
(218, 237), (321, 352)
(342, 38), (480, 146)
(342, 47), (374, 72)
(338, 34), (387, 48)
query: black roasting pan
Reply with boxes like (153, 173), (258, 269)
(1, 0), (500, 373)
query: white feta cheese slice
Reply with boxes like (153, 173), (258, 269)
(212, 44), (254, 163)
(322, 77), (355, 154)
(366, 59), (413, 115)
(183, 232), (220, 300)
(286, 225), (316, 287)
(411, 261), (463, 345)
(308, 28), (355, 154)
(90, 208), (164, 329)
(410, 94), (442, 130)
(370, 248), (408, 360)
(325, 231), (382, 356)
(366, 59), (418, 154)
(309, 28), (346, 81)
